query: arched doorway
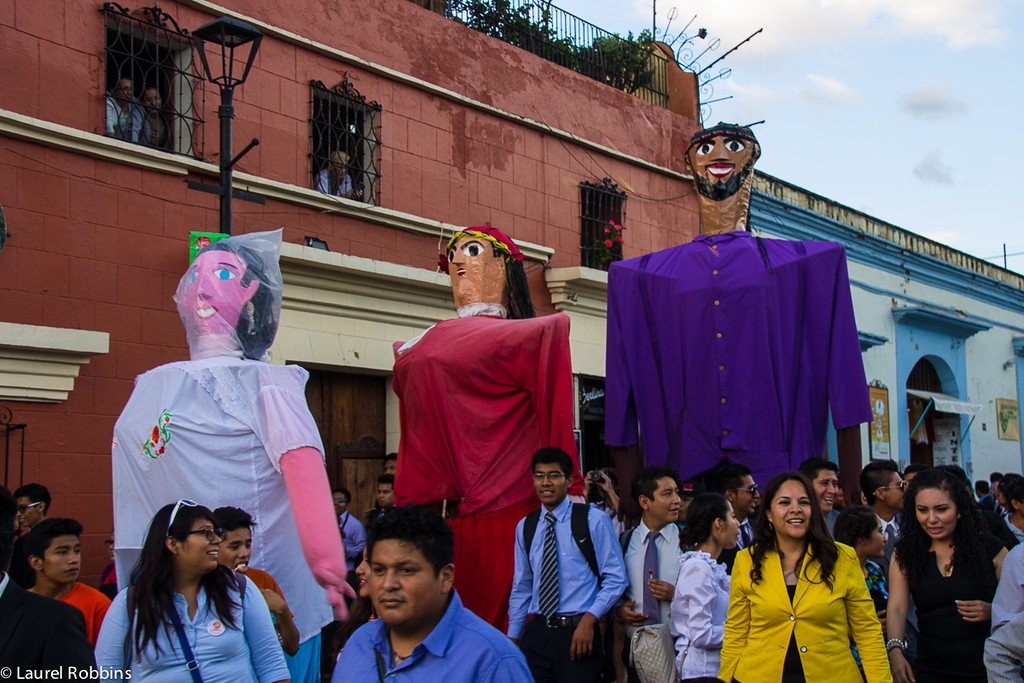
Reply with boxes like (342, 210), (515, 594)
(906, 356), (961, 467)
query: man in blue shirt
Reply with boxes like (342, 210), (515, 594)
(332, 487), (367, 585)
(509, 448), (628, 682)
(333, 504), (531, 682)
(616, 466), (683, 682)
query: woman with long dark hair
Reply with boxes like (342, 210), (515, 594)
(670, 492), (738, 679)
(886, 468), (1006, 683)
(329, 549), (375, 669)
(718, 472), (890, 683)
(95, 501), (290, 682)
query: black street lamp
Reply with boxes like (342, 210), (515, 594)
(191, 17), (264, 235)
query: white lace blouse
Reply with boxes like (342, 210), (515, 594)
(669, 549), (731, 678)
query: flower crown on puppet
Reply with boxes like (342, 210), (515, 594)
(437, 226), (525, 271)
(437, 226), (535, 320)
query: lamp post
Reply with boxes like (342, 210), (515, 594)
(192, 17), (263, 235)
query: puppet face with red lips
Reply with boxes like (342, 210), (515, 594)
(176, 250), (257, 341)
(684, 123), (762, 234)
(686, 133), (757, 200)
(447, 235), (508, 311)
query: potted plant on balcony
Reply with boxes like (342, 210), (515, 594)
(597, 220), (625, 270)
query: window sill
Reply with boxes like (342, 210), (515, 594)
(0, 108), (555, 263)
(544, 266), (609, 317)
(0, 323), (110, 403)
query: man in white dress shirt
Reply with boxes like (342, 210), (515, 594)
(614, 466), (682, 683)
(716, 463), (758, 573)
(860, 459), (904, 566)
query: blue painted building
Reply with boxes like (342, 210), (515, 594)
(752, 173), (1024, 480)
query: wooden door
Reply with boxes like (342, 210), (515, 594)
(304, 369), (387, 522)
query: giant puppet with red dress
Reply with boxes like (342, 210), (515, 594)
(392, 227), (581, 628)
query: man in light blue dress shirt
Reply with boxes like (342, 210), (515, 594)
(334, 504), (531, 682)
(332, 488), (367, 579)
(615, 466), (683, 682)
(509, 448), (628, 682)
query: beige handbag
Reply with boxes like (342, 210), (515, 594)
(629, 619), (685, 683)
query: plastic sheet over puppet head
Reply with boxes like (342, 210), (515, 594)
(437, 226), (535, 320)
(174, 228), (284, 361)
(685, 122), (761, 235)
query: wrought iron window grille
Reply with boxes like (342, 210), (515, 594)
(102, 3), (204, 157)
(310, 78), (382, 206)
(580, 177), (626, 270)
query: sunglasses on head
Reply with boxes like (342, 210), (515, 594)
(166, 499), (199, 534)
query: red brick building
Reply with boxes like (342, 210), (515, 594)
(0, 0), (701, 583)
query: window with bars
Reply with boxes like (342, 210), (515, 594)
(310, 78), (382, 205)
(580, 177), (626, 270)
(102, 3), (203, 156)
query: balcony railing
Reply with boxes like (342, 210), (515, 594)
(445, 0), (669, 108)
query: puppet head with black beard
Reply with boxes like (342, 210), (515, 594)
(685, 123), (761, 234)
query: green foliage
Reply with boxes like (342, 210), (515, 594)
(596, 220), (625, 269)
(448, 0), (658, 95)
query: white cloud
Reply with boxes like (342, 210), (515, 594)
(919, 229), (965, 244)
(801, 74), (858, 105)
(913, 148), (955, 185)
(879, 0), (1008, 48)
(640, 0), (1010, 60)
(900, 83), (969, 120)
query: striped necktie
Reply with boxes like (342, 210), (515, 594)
(538, 512), (560, 619)
(740, 522), (751, 549)
(642, 531), (660, 623)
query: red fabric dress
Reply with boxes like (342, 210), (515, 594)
(392, 313), (581, 628)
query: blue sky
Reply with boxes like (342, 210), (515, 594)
(553, 0), (1024, 273)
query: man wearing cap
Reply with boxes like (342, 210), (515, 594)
(614, 466), (682, 683)
(679, 479), (705, 528)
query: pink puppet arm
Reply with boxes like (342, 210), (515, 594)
(280, 446), (355, 619)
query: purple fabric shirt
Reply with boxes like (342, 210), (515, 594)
(605, 232), (871, 483)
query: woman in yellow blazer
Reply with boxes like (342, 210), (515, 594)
(719, 472), (891, 683)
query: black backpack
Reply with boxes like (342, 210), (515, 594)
(523, 503), (600, 582)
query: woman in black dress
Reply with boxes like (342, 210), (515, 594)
(886, 468), (1007, 683)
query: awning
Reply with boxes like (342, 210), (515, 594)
(907, 389), (984, 416)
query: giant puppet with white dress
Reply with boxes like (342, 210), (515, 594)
(606, 124), (871, 494)
(111, 229), (352, 672)
(391, 226), (581, 628)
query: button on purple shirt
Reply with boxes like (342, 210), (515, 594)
(605, 232), (871, 483)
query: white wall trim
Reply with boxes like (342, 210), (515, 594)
(0, 323), (110, 403)
(545, 266), (609, 318)
(0, 109), (554, 263)
(272, 244), (454, 371)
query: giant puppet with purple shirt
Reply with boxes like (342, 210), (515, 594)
(605, 123), (871, 500)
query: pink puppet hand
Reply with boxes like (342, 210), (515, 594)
(280, 446), (355, 620)
(311, 561), (355, 619)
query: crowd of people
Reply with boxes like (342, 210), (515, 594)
(6, 455), (1024, 682)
